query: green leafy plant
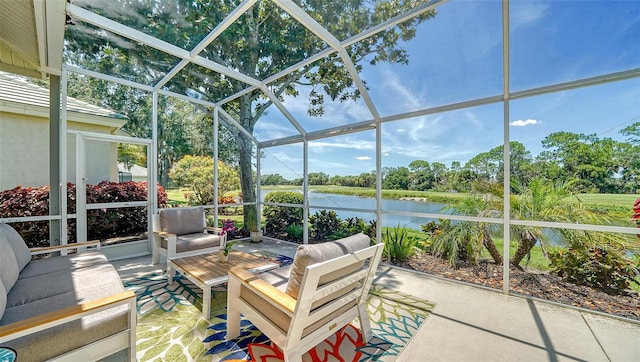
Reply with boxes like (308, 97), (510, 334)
(429, 219), (485, 267)
(549, 246), (639, 293)
(329, 217), (369, 240)
(223, 241), (235, 256)
(382, 225), (420, 262)
(263, 191), (304, 233)
(285, 224), (304, 242)
(309, 209), (342, 240)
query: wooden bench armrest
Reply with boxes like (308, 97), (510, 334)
(153, 230), (176, 239)
(229, 267), (296, 314)
(0, 291), (135, 341)
(29, 240), (101, 256)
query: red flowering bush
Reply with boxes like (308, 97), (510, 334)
(0, 181), (168, 248)
(634, 197), (640, 238)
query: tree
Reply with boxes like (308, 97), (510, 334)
(169, 155), (240, 205)
(60, 71), (239, 188)
(509, 178), (611, 267)
(432, 194), (503, 266)
(261, 174), (289, 186)
(308, 172), (330, 185)
(538, 132), (623, 193)
(382, 166), (410, 190)
(408, 160), (432, 190)
(64, 0), (437, 232)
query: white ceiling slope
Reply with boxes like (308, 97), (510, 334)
(0, 0), (66, 79)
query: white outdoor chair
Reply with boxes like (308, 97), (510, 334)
(151, 206), (226, 265)
(226, 233), (383, 362)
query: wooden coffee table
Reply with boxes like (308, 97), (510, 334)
(167, 251), (279, 319)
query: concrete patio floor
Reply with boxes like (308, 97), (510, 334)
(112, 238), (640, 362)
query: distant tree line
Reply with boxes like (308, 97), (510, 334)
(262, 126), (640, 194)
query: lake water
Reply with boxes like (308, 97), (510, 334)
(262, 191), (566, 245)
(263, 191), (449, 230)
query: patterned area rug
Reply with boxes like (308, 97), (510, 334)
(123, 252), (436, 361)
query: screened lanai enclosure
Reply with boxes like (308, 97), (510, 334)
(1, 0), (639, 318)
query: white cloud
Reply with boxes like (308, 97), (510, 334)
(510, 119), (539, 127)
(355, 156), (371, 160)
(510, 2), (549, 29)
(309, 139), (375, 153)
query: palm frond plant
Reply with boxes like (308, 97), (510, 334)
(430, 193), (503, 267)
(382, 225), (421, 262)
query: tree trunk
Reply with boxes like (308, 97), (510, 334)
(481, 226), (502, 264)
(236, 95), (258, 233)
(510, 230), (536, 266)
(237, 133), (256, 232)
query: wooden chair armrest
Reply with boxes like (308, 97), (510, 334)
(0, 291), (135, 340)
(229, 267), (296, 313)
(29, 240), (101, 256)
(204, 226), (223, 234)
(153, 230), (176, 239)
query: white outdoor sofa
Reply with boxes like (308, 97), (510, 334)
(0, 223), (136, 361)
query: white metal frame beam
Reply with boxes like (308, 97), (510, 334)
(66, 3), (261, 88)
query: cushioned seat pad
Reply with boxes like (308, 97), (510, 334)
(1, 263), (129, 361)
(160, 232), (221, 253)
(4, 263), (124, 315)
(17, 251), (109, 279)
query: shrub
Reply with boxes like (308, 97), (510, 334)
(427, 219), (484, 267)
(309, 209), (341, 240)
(263, 191), (303, 233)
(169, 155), (240, 206)
(331, 217), (373, 240)
(382, 225), (420, 262)
(0, 181), (168, 248)
(549, 246), (640, 293)
(285, 223), (304, 242)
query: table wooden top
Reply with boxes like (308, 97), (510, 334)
(169, 250), (278, 285)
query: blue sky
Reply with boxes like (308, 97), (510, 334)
(256, 0), (640, 179)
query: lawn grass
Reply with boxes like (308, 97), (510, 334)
(308, 185), (468, 203)
(164, 188), (189, 206)
(571, 193), (639, 208)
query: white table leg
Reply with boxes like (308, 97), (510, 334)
(203, 286), (211, 319)
(167, 263), (174, 285)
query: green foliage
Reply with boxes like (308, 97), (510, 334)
(309, 210), (342, 240)
(429, 219), (484, 267)
(223, 241), (235, 256)
(285, 224), (304, 242)
(263, 191), (304, 233)
(382, 225), (421, 262)
(169, 155), (240, 206)
(330, 217), (374, 240)
(549, 246), (639, 293)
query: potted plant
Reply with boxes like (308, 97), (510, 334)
(250, 228), (263, 243)
(218, 241), (234, 262)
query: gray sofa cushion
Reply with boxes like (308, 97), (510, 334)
(159, 206), (205, 236)
(0, 223), (31, 272)
(0, 235), (19, 293)
(0, 281), (6, 319)
(5, 263), (120, 311)
(18, 251), (108, 279)
(160, 232), (221, 253)
(285, 233), (370, 299)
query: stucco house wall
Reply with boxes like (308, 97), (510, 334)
(0, 72), (127, 191)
